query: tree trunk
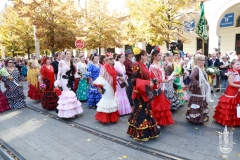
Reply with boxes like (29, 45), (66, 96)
(27, 47), (30, 60)
(166, 41), (169, 51)
(99, 47), (101, 55)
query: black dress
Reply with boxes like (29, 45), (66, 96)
(127, 62), (160, 141)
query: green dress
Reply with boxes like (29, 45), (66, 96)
(173, 62), (185, 105)
(76, 62), (88, 101)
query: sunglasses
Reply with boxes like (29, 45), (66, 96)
(109, 58), (114, 60)
(8, 62), (13, 63)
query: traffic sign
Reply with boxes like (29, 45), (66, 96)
(75, 40), (84, 49)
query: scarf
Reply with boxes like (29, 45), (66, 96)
(194, 66), (211, 102)
(104, 63), (117, 92)
(40, 64), (55, 90)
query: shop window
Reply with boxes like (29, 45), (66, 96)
(106, 48), (115, 53)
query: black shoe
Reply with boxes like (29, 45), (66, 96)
(211, 90), (213, 94)
(215, 89), (220, 92)
(55, 109), (59, 113)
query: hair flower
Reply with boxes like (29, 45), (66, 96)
(133, 48), (141, 55)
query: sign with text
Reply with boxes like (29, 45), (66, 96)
(220, 13), (234, 27)
(184, 20), (195, 32)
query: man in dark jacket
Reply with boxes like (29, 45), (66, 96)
(124, 49), (134, 106)
(51, 52), (62, 79)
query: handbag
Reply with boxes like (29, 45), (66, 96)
(117, 79), (127, 88)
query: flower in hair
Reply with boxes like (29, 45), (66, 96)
(154, 46), (161, 52)
(133, 48), (141, 55)
(106, 52), (113, 57)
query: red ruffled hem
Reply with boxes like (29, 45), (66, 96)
(95, 111), (120, 123)
(28, 84), (42, 100)
(213, 96), (240, 126)
(151, 94), (174, 126)
(0, 92), (11, 113)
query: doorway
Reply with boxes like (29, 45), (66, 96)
(235, 34), (240, 54)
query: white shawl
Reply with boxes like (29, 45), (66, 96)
(194, 66), (211, 103)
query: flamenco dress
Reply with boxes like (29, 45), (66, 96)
(114, 61), (132, 115)
(164, 65), (180, 110)
(186, 67), (210, 123)
(93, 64), (119, 123)
(127, 62), (160, 141)
(56, 60), (83, 118)
(213, 70), (240, 126)
(76, 61), (88, 101)
(173, 62), (185, 106)
(2, 68), (26, 109)
(0, 68), (11, 113)
(87, 63), (102, 108)
(150, 65), (174, 126)
(40, 64), (58, 110)
(27, 68), (42, 100)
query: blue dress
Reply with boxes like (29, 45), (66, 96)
(87, 63), (101, 107)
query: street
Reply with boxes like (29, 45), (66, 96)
(0, 82), (239, 160)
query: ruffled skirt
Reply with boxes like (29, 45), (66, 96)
(213, 94), (240, 126)
(186, 95), (209, 123)
(115, 85), (132, 115)
(41, 91), (58, 110)
(57, 91), (83, 118)
(164, 80), (180, 110)
(4, 86), (26, 109)
(28, 84), (42, 100)
(127, 97), (160, 141)
(151, 91), (174, 126)
(86, 85), (101, 107)
(0, 91), (10, 113)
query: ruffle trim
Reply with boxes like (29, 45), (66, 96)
(95, 111), (119, 123)
(96, 96), (118, 113)
(58, 107), (83, 118)
(188, 81), (199, 91)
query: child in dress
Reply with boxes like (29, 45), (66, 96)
(213, 59), (240, 126)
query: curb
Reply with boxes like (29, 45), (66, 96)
(0, 138), (26, 160)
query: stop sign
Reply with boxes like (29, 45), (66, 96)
(75, 40), (84, 49)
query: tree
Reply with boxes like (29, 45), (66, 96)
(14, 0), (81, 56)
(0, 7), (34, 58)
(126, 0), (200, 49)
(75, 0), (123, 54)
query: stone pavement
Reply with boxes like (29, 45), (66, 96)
(0, 82), (240, 160)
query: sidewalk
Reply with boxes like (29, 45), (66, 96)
(0, 108), (164, 160)
(0, 82), (239, 160)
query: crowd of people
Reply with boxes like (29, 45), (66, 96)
(0, 47), (239, 141)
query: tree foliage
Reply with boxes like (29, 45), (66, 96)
(0, 7), (34, 58)
(125, 0), (200, 48)
(75, 0), (123, 52)
(13, 0), (81, 55)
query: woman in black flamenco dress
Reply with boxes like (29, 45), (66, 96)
(127, 49), (160, 141)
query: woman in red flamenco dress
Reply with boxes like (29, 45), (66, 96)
(213, 59), (240, 126)
(40, 57), (59, 110)
(27, 61), (42, 100)
(149, 48), (174, 128)
(93, 52), (119, 123)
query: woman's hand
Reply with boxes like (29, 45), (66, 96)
(118, 77), (125, 81)
(150, 81), (154, 88)
(8, 76), (13, 80)
(97, 88), (102, 93)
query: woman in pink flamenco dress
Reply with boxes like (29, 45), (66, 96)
(149, 48), (174, 127)
(114, 54), (132, 115)
(213, 59), (240, 126)
(55, 51), (83, 118)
